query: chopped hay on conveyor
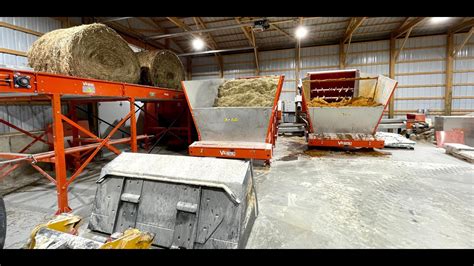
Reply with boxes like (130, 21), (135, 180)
(136, 50), (185, 90)
(27, 23), (140, 84)
(214, 76), (279, 107)
(308, 97), (382, 107)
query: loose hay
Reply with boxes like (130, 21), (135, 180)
(308, 96), (382, 107)
(27, 23), (140, 84)
(136, 50), (185, 90)
(214, 76), (279, 107)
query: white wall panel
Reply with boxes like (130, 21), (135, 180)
(190, 34), (471, 115)
(393, 35), (447, 114)
(452, 32), (474, 112)
(0, 17), (62, 134)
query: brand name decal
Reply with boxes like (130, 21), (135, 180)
(220, 150), (236, 156)
(82, 82), (96, 94)
(338, 141), (352, 145)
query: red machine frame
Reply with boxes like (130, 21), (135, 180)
(184, 75), (284, 162)
(0, 67), (187, 213)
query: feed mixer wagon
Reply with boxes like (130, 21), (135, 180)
(182, 76), (284, 164)
(301, 69), (398, 149)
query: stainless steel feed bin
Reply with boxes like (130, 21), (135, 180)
(88, 153), (257, 249)
(181, 77), (284, 161)
(303, 70), (398, 134)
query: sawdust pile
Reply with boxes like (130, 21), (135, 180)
(214, 76), (279, 107)
(27, 23), (140, 83)
(308, 97), (382, 107)
(136, 50), (185, 90)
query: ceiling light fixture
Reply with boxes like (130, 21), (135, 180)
(192, 38), (205, 50)
(430, 17), (450, 24)
(295, 26), (308, 39)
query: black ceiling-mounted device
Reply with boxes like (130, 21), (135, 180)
(252, 19), (270, 32)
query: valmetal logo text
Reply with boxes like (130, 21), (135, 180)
(220, 150), (236, 156)
(338, 141), (352, 146)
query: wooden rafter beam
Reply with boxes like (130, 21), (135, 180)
(271, 24), (295, 41)
(105, 21), (179, 53)
(340, 17), (366, 67)
(392, 17), (427, 39)
(193, 17), (223, 76)
(166, 17), (214, 50)
(235, 17), (255, 47)
(139, 17), (186, 52)
(395, 26), (414, 61)
(194, 17), (220, 49)
(235, 17), (259, 74)
(342, 17), (367, 44)
(449, 18), (474, 34)
(251, 29), (260, 75)
(452, 26), (474, 57)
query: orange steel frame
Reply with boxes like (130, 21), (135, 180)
(183, 75), (284, 162)
(307, 138), (385, 149)
(0, 67), (184, 214)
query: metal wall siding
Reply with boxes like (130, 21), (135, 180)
(392, 35), (448, 113)
(0, 17), (60, 33)
(397, 47), (445, 61)
(396, 61), (446, 73)
(452, 33), (474, 111)
(0, 17), (61, 133)
(0, 105), (54, 133)
(259, 48), (294, 60)
(301, 44), (338, 56)
(345, 40), (390, 77)
(190, 34), (471, 114)
(396, 35), (447, 49)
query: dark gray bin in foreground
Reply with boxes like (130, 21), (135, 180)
(88, 153), (257, 249)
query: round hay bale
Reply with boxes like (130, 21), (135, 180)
(27, 23), (140, 84)
(136, 50), (185, 90)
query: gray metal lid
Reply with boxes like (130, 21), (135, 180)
(99, 153), (250, 204)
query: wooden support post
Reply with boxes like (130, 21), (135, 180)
(186, 57), (192, 80)
(445, 33), (454, 116)
(339, 41), (345, 69)
(389, 37), (396, 119)
(51, 94), (71, 214)
(295, 40), (301, 91)
(217, 56), (224, 78)
(129, 97), (137, 152)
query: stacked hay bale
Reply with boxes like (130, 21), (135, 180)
(136, 50), (185, 90)
(27, 23), (140, 84)
(214, 76), (279, 107)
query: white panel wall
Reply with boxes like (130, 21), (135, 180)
(259, 48), (296, 111)
(453, 32), (474, 114)
(300, 44), (339, 73)
(191, 56), (220, 80)
(223, 52), (255, 79)
(394, 35), (447, 118)
(0, 17), (61, 133)
(0, 17), (60, 68)
(190, 34), (474, 117)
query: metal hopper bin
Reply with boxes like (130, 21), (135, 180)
(88, 153), (257, 249)
(182, 76), (284, 163)
(301, 69), (398, 149)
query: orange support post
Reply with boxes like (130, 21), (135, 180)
(129, 98), (137, 152)
(51, 93), (71, 214)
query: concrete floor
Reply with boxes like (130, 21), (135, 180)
(2, 137), (473, 249)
